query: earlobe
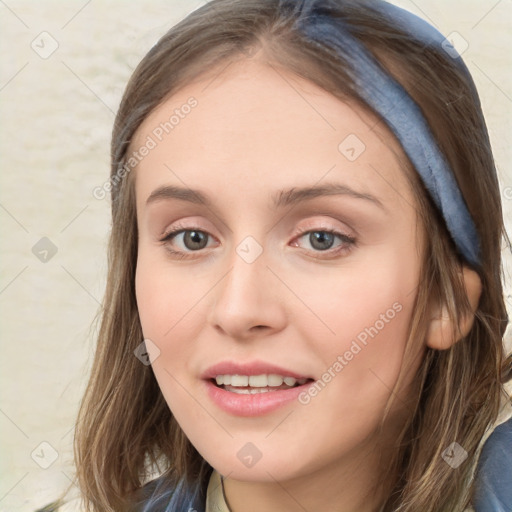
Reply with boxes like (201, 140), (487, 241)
(426, 266), (482, 350)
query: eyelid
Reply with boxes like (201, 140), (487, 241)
(293, 217), (355, 239)
(294, 222), (350, 237)
(159, 219), (214, 241)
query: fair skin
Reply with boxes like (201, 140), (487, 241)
(133, 56), (444, 511)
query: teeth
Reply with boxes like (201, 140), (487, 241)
(231, 375), (249, 386)
(249, 375), (268, 387)
(268, 374), (284, 386)
(214, 374), (308, 388)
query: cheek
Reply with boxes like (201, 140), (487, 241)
(135, 243), (204, 337)
(135, 249), (217, 394)
(288, 249), (420, 420)
(135, 256), (207, 422)
(306, 296), (414, 419)
(271, 266), (419, 475)
(289, 251), (416, 358)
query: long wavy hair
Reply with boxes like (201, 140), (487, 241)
(67, 1), (511, 510)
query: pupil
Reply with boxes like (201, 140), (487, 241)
(310, 231), (334, 251)
(184, 231), (208, 250)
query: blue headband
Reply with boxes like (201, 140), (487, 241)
(281, 0), (481, 267)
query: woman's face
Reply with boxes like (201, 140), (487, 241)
(133, 57), (424, 482)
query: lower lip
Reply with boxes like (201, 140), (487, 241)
(204, 379), (311, 417)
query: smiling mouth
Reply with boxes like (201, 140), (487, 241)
(211, 374), (314, 394)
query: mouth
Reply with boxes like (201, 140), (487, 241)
(205, 376), (314, 416)
(210, 374), (313, 394)
(202, 361), (315, 415)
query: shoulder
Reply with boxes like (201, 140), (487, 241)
(472, 413), (512, 512)
(35, 468), (212, 512)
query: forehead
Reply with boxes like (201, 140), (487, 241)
(131, 57), (414, 211)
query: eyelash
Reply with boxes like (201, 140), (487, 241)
(159, 223), (356, 260)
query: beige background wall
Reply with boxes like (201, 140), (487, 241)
(0, 1), (510, 510)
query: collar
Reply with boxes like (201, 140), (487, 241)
(206, 469), (231, 512)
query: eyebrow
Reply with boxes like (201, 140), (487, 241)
(145, 182), (385, 210)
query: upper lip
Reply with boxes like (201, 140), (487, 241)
(201, 360), (312, 380)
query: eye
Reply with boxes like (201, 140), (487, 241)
(292, 228), (356, 257)
(159, 227), (217, 258)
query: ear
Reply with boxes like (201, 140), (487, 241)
(426, 266), (482, 350)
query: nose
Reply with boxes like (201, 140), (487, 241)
(208, 239), (287, 341)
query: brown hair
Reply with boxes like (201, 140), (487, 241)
(70, 1), (511, 510)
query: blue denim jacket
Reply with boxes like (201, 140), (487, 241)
(472, 415), (512, 512)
